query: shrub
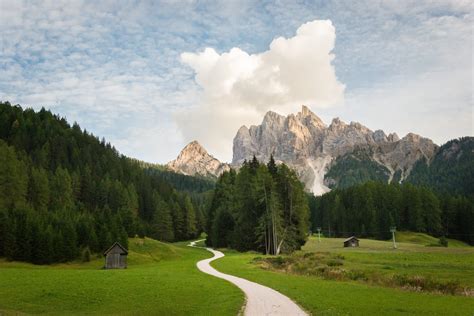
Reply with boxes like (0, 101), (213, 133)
(439, 236), (448, 247)
(81, 246), (91, 262)
(327, 259), (343, 267)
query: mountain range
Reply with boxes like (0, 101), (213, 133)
(167, 105), (472, 195)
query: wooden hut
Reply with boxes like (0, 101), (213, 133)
(104, 242), (128, 269)
(343, 236), (359, 247)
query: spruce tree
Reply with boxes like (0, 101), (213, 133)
(152, 197), (175, 242)
(28, 167), (50, 212)
(183, 196), (198, 239)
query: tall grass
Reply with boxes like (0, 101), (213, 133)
(254, 251), (472, 296)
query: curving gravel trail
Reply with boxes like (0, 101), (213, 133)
(189, 240), (308, 316)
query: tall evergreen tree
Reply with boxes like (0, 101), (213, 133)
(152, 195), (175, 242)
(28, 167), (50, 212)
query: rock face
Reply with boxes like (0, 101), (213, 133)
(232, 105), (437, 195)
(167, 141), (230, 178)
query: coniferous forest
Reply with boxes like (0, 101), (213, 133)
(309, 181), (474, 245)
(206, 156), (309, 255)
(1, 101), (473, 265)
(0, 102), (203, 264)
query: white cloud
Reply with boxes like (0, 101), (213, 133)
(178, 20), (345, 161)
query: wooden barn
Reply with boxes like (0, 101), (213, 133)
(343, 236), (359, 247)
(103, 242), (128, 269)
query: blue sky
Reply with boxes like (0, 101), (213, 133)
(1, 0), (472, 162)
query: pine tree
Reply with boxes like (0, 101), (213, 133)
(267, 154), (277, 176)
(0, 141), (28, 210)
(152, 196), (175, 242)
(28, 167), (50, 212)
(183, 196), (198, 239)
(50, 167), (74, 211)
(171, 200), (185, 240)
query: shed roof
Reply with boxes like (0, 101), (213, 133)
(343, 236), (359, 242)
(103, 242), (128, 256)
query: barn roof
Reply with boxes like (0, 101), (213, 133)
(343, 236), (359, 242)
(103, 242), (128, 256)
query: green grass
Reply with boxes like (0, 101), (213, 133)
(2, 234), (472, 315)
(302, 236), (474, 287)
(212, 236), (474, 315)
(395, 231), (469, 247)
(0, 238), (243, 315)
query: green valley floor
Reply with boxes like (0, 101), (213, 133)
(213, 235), (474, 316)
(0, 238), (243, 315)
(1, 234), (473, 315)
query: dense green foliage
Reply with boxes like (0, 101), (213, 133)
(206, 156), (309, 254)
(144, 166), (215, 193)
(309, 181), (474, 245)
(407, 137), (474, 196)
(324, 148), (390, 189)
(0, 102), (201, 264)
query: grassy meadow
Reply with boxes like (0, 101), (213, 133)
(1, 233), (473, 315)
(213, 233), (474, 315)
(0, 238), (243, 315)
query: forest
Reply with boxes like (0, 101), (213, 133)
(407, 137), (474, 196)
(206, 156), (309, 255)
(1, 101), (472, 265)
(0, 102), (204, 264)
(309, 181), (474, 245)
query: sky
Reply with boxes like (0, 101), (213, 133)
(1, 0), (472, 163)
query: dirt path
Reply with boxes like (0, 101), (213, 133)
(189, 240), (307, 316)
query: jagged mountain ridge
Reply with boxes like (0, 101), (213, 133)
(168, 106), (439, 195)
(232, 105), (437, 194)
(166, 140), (230, 178)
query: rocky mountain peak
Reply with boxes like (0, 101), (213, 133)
(403, 132), (423, 142)
(297, 105), (326, 128)
(232, 107), (438, 195)
(387, 132), (400, 142)
(263, 110), (284, 122)
(181, 140), (208, 156)
(373, 129), (388, 142)
(329, 117), (345, 127)
(167, 141), (230, 178)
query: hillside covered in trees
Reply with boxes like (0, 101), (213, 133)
(324, 137), (474, 196)
(206, 156), (309, 255)
(0, 102), (204, 264)
(309, 181), (474, 245)
(407, 137), (474, 196)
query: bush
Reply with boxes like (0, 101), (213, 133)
(439, 236), (448, 247)
(81, 246), (91, 262)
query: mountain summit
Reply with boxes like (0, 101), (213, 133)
(233, 105), (437, 194)
(166, 141), (230, 178)
(168, 106), (438, 194)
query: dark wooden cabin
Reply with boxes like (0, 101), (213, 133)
(343, 236), (359, 247)
(104, 242), (128, 269)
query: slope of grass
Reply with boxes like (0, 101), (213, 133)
(395, 231), (440, 245)
(212, 237), (474, 315)
(395, 231), (469, 247)
(0, 238), (243, 315)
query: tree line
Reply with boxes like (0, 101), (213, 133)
(0, 102), (202, 264)
(309, 181), (474, 245)
(206, 156), (310, 255)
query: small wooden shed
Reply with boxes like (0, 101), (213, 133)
(104, 242), (128, 269)
(343, 236), (359, 247)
